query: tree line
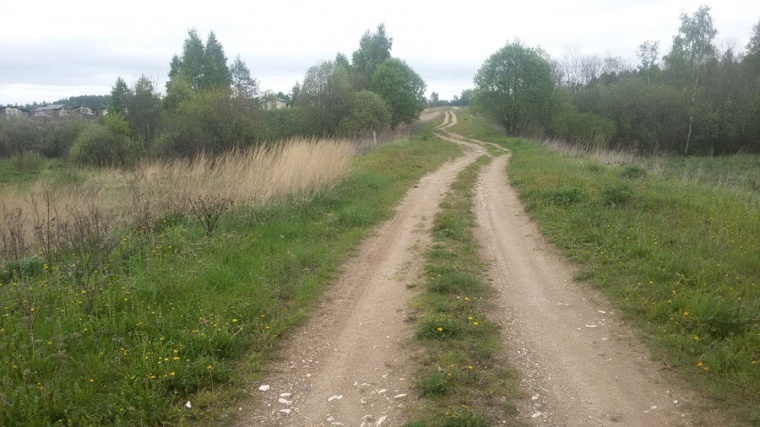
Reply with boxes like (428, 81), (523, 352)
(0, 25), (427, 164)
(471, 6), (760, 155)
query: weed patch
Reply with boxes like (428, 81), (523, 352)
(407, 154), (523, 426)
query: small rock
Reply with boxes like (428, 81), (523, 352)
(279, 408), (291, 415)
(376, 415), (388, 426)
(531, 394), (539, 400)
(278, 398), (292, 405)
(394, 393), (407, 399)
(378, 389), (388, 394)
(328, 395), (343, 402)
(185, 401), (192, 409)
(586, 324), (598, 328)
(532, 412), (542, 418)
(259, 385), (270, 391)
(280, 393), (292, 398)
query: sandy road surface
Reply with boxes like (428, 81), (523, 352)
(236, 116), (482, 426)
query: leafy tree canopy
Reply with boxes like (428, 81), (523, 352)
(471, 40), (556, 136)
(371, 58), (426, 129)
(352, 23), (393, 90)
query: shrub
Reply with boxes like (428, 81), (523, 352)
(69, 122), (127, 166)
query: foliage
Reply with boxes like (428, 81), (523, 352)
(68, 117), (129, 166)
(352, 23), (393, 90)
(372, 58), (427, 128)
(337, 90), (390, 137)
(230, 55), (259, 100)
(109, 77), (130, 118)
(298, 60), (353, 135)
(471, 40), (555, 136)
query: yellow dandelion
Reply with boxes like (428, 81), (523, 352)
(232, 318), (238, 323)
(697, 361), (703, 367)
(170, 371), (175, 377)
(173, 356), (180, 361)
(683, 311), (689, 316)
(436, 327), (443, 332)
(473, 322), (479, 326)
(467, 365), (473, 370)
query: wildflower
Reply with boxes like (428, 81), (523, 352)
(683, 311), (689, 317)
(694, 336), (700, 341)
(173, 356), (180, 361)
(467, 365), (473, 370)
(207, 365), (213, 370)
(170, 371), (176, 377)
(89, 378), (94, 383)
(473, 322), (479, 326)
(697, 361), (703, 367)
(436, 327), (443, 332)
(232, 318), (238, 323)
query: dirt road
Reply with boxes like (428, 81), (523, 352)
(239, 110), (731, 426)
(236, 116), (482, 426)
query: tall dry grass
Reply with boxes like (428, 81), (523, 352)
(540, 136), (635, 165)
(0, 137), (355, 262)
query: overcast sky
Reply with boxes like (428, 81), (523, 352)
(1, 0), (758, 106)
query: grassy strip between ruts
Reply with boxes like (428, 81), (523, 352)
(404, 154), (525, 427)
(0, 122), (461, 426)
(451, 110), (760, 424)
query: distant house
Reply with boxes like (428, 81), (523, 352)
(70, 105), (99, 116)
(32, 104), (68, 117)
(0, 105), (29, 118)
(260, 98), (289, 110)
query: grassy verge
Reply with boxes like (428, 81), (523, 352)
(452, 110), (760, 424)
(405, 154), (524, 426)
(0, 125), (461, 425)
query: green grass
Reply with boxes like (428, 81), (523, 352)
(0, 156), (71, 186)
(451, 110), (760, 424)
(0, 124), (461, 426)
(405, 154), (525, 427)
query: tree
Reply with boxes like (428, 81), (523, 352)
(429, 92), (439, 106)
(745, 19), (760, 64)
(371, 58), (426, 129)
(230, 55), (258, 99)
(299, 60), (354, 134)
(352, 24), (393, 90)
(126, 75), (162, 146)
(664, 5), (717, 154)
(338, 90), (390, 137)
(202, 30), (231, 91)
(109, 77), (131, 117)
(175, 29), (206, 92)
(637, 40), (660, 83)
(471, 41), (556, 136)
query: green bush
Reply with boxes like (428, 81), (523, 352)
(68, 123), (127, 166)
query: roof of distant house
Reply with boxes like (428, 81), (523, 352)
(35, 104), (66, 111)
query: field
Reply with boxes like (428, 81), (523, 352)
(0, 127), (460, 425)
(451, 111), (760, 423)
